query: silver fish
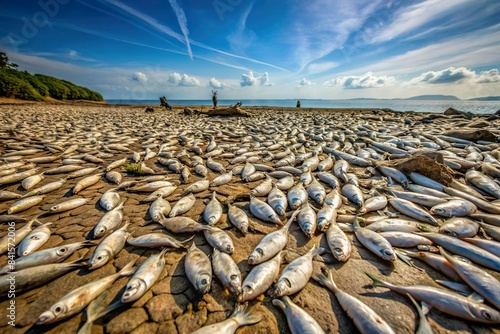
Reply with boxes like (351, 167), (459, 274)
(439, 217), (479, 238)
(250, 194), (283, 225)
(185, 243), (212, 295)
(353, 217), (396, 262)
(17, 222), (52, 257)
(327, 222), (351, 262)
(181, 179), (209, 195)
(367, 273), (500, 324)
(297, 202), (317, 238)
(93, 200), (125, 238)
(204, 227), (234, 254)
(99, 188), (121, 211)
(273, 246), (321, 297)
(121, 249), (167, 303)
(36, 260), (135, 324)
(430, 199), (477, 217)
(210, 171), (233, 187)
(272, 295), (325, 334)
(212, 248), (242, 295)
(389, 198), (438, 225)
(8, 195), (45, 214)
(127, 233), (191, 248)
(287, 183), (308, 210)
(227, 203), (249, 234)
(149, 196), (171, 223)
(313, 270), (395, 334)
(239, 252), (282, 303)
(169, 193), (196, 217)
(88, 223), (130, 270)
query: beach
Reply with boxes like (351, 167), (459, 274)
(1, 102), (500, 334)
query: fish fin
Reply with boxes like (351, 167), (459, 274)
(77, 291), (108, 334)
(313, 247), (326, 258)
(353, 216), (361, 229)
(284, 209), (300, 230)
(272, 298), (286, 310)
(232, 303), (262, 326)
(468, 292), (485, 303)
(118, 260), (136, 277)
(420, 301), (431, 315)
(180, 235), (195, 248)
(95, 300), (124, 320)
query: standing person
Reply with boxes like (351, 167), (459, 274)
(296, 100), (301, 108)
(212, 90), (218, 109)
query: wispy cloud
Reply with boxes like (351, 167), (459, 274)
(335, 23), (500, 77)
(168, 0), (193, 60)
(291, 0), (385, 72)
(226, 1), (256, 53)
(323, 72), (395, 89)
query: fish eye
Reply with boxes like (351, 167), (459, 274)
(57, 247), (67, 255)
(256, 248), (263, 255)
(284, 278), (291, 288)
(53, 305), (64, 314)
(97, 255), (103, 260)
(481, 310), (493, 320)
(201, 279), (207, 285)
(230, 274), (238, 280)
(334, 248), (342, 253)
(32, 235), (41, 240)
(384, 249), (394, 256)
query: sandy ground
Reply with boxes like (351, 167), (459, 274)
(0, 103), (499, 334)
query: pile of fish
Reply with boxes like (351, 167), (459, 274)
(1, 104), (500, 334)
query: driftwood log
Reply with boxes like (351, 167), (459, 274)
(207, 102), (251, 117)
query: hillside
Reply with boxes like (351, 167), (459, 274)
(468, 96), (500, 101)
(0, 51), (103, 102)
(406, 94), (460, 100)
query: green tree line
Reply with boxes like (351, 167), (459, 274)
(0, 51), (103, 101)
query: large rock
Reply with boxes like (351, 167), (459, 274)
(106, 308), (149, 334)
(443, 107), (460, 115)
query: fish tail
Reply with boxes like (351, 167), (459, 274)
(285, 209), (300, 230)
(180, 235), (195, 248)
(365, 272), (388, 288)
(77, 291), (108, 334)
(232, 303), (262, 326)
(118, 260), (136, 277)
(272, 298), (286, 311)
(312, 267), (338, 292)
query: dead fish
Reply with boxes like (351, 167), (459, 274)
(99, 188), (121, 211)
(326, 222), (351, 262)
(227, 203), (249, 234)
(35, 260), (135, 325)
(73, 174), (102, 194)
(250, 194), (283, 225)
(162, 217), (215, 233)
(21, 173), (45, 190)
(127, 233), (192, 248)
(353, 217), (396, 262)
(267, 184), (288, 216)
(389, 198), (438, 226)
(251, 175), (273, 196)
(204, 227), (234, 254)
(105, 157), (127, 172)
(239, 252), (282, 303)
(7, 195), (45, 214)
(203, 191), (223, 225)
(67, 167), (100, 179)
(273, 245), (322, 297)
(169, 193), (196, 217)
(121, 249), (167, 303)
(181, 179), (209, 195)
(297, 202), (317, 238)
(191, 303), (261, 334)
(272, 295), (326, 334)
(93, 200), (126, 238)
(88, 223), (130, 270)
(17, 222), (52, 257)
(148, 196), (171, 223)
(248, 210), (298, 265)
(430, 199), (477, 217)
(0, 259), (84, 295)
(366, 273), (500, 324)
(439, 218), (479, 238)
(0, 240), (90, 274)
(0, 190), (22, 202)
(287, 183), (308, 210)
(313, 269), (395, 334)
(212, 248), (242, 296)
(105, 171), (122, 184)
(141, 186), (177, 203)
(50, 197), (88, 213)
(379, 231), (433, 248)
(185, 243), (212, 295)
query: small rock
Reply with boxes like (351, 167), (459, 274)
(131, 322), (159, 334)
(444, 107), (460, 115)
(158, 321), (178, 334)
(175, 306), (207, 334)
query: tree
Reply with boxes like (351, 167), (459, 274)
(0, 51), (18, 70)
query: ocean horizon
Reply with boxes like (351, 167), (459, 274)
(105, 99), (500, 114)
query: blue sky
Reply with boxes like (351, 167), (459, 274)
(1, 0), (500, 100)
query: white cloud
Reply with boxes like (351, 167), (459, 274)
(131, 72), (148, 83)
(240, 71), (271, 87)
(297, 78), (313, 86)
(209, 77), (225, 89)
(407, 67), (500, 85)
(323, 72), (395, 89)
(168, 72), (201, 86)
(476, 69), (500, 83)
